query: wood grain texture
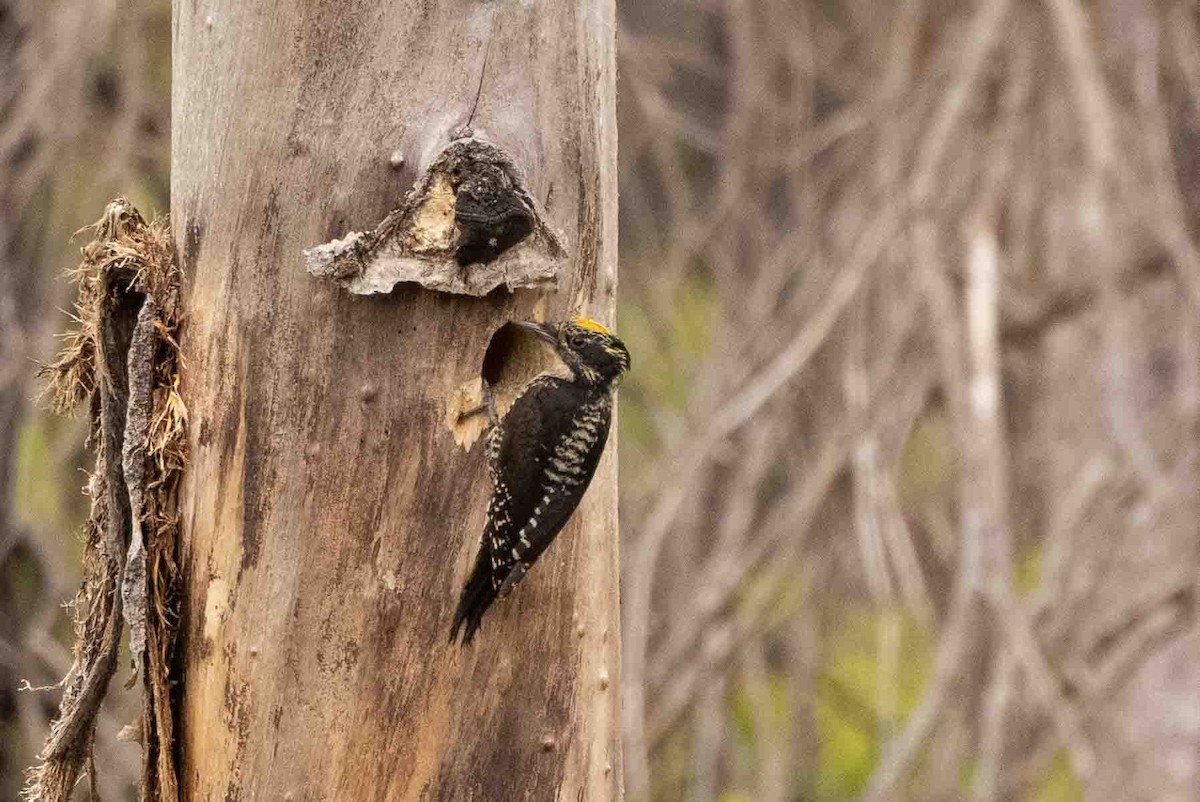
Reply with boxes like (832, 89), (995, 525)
(171, 0), (620, 798)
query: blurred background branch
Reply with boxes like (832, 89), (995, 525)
(617, 0), (1200, 799)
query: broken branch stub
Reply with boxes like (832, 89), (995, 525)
(306, 138), (566, 296)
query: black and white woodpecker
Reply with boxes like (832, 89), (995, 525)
(451, 317), (631, 645)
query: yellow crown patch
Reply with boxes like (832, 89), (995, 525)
(573, 317), (614, 336)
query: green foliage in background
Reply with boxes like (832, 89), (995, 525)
(14, 415), (88, 542)
(814, 609), (930, 799)
(625, 320), (1081, 798)
(1034, 750), (1084, 802)
(618, 274), (720, 473)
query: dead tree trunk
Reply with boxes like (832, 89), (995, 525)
(171, 1), (621, 799)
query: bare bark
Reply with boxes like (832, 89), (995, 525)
(172, 1), (621, 799)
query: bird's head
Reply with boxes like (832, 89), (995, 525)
(516, 317), (631, 389)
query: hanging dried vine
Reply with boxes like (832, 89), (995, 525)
(26, 199), (184, 802)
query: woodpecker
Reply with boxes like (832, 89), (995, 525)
(451, 317), (631, 645)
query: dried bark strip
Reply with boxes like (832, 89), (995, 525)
(122, 297), (159, 680)
(26, 199), (184, 802)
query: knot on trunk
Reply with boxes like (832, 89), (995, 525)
(306, 137), (566, 297)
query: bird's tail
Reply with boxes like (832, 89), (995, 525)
(450, 555), (497, 647)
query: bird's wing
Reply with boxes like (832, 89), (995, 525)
(451, 377), (611, 644)
(494, 392), (612, 594)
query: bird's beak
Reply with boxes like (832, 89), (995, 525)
(513, 320), (558, 345)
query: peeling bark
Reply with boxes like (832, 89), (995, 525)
(121, 298), (158, 681)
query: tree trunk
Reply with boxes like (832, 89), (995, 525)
(171, 1), (621, 799)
